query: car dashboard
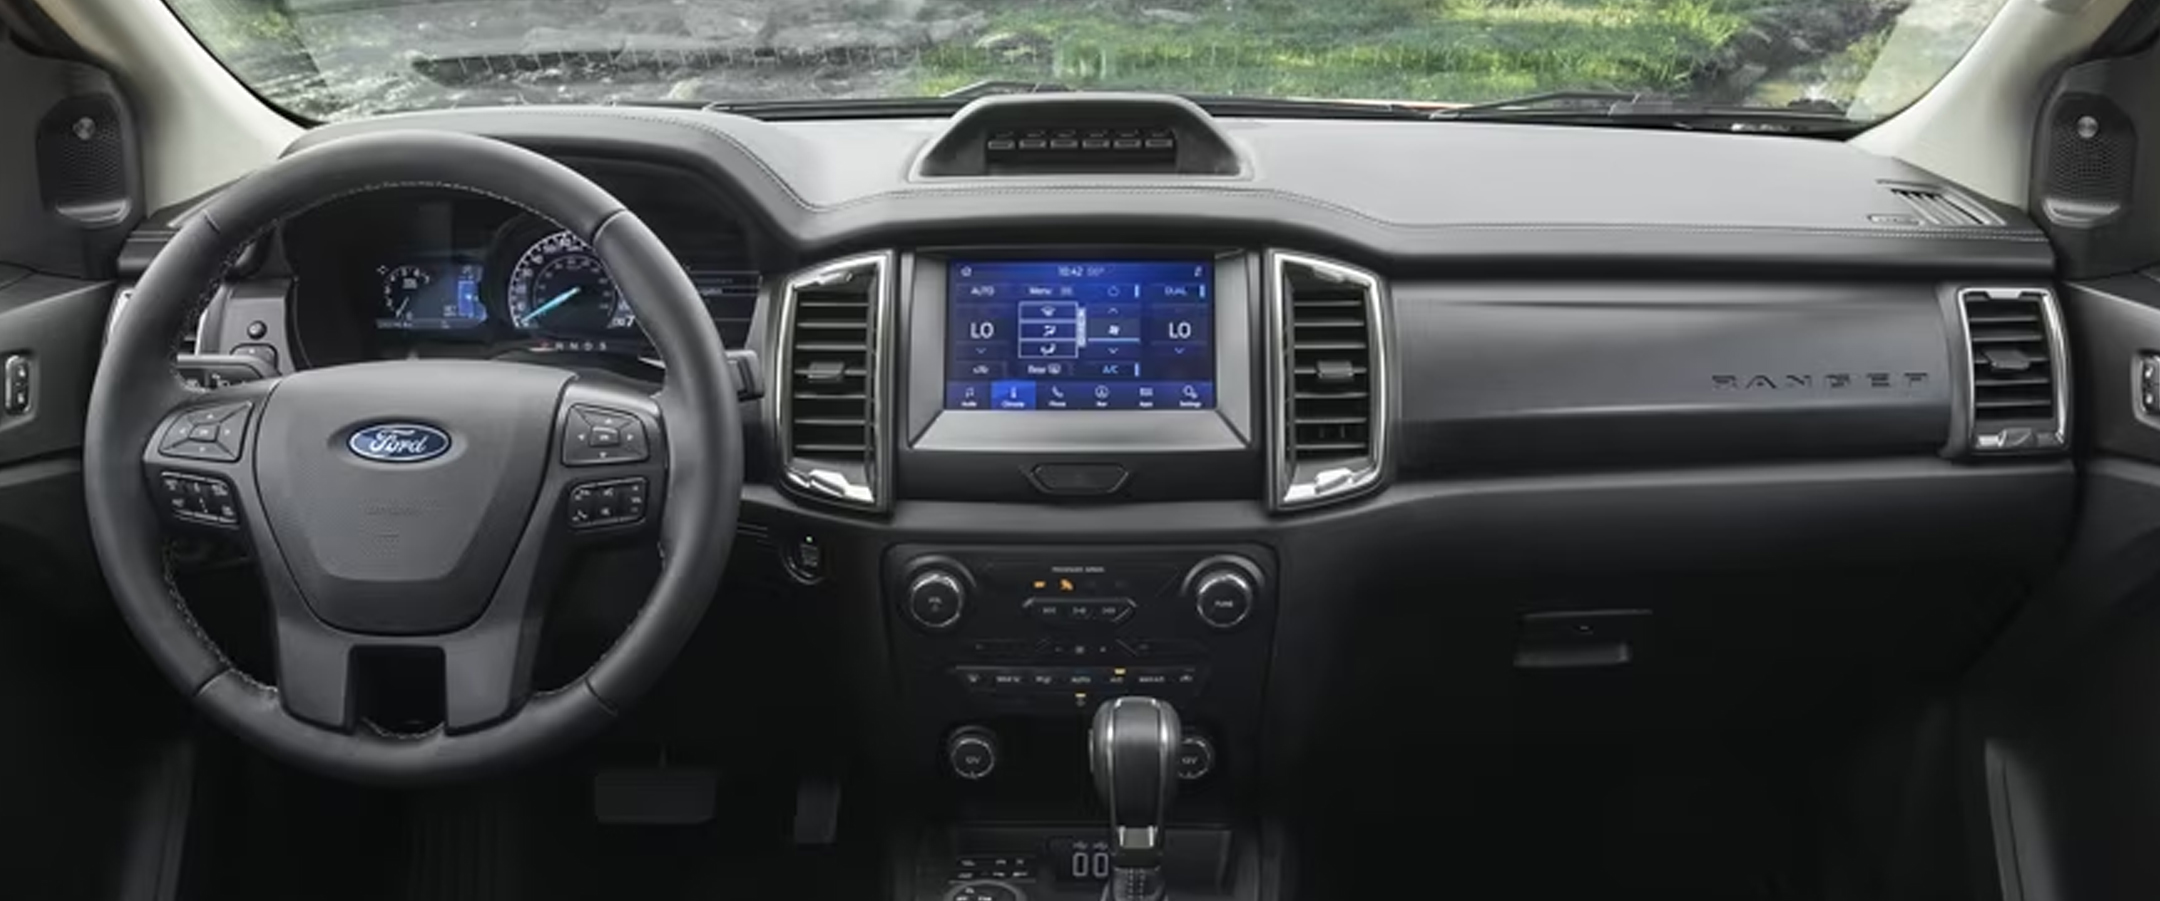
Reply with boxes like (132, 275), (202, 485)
(115, 95), (2077, 901)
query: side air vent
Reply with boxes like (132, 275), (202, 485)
(1886, 183), (2002, 227)
(1270, 252), (1386, 509)
(776, 253), (891, 510)
(1958, 287), (2068, 454)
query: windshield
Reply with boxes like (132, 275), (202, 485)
(166, 0), (2009, 123)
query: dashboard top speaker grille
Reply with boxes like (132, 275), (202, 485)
(1884, 183), (1999, 227)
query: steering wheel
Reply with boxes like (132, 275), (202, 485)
(83, 132), (742, 785)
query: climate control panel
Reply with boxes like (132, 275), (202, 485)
(885, 544), (1273, 718)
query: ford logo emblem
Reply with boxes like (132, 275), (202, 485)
(347, 423), (451, 463)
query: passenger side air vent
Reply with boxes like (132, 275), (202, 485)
(776, 254), (892, 510)
(1884, 183), (2002, 227)
(1271, 252), (1386, 509)
(1958, 287), (2067, 454)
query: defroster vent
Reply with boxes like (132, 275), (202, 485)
(776, 253), (892, 509)
(1271, 252), (1387, 509)
(1958, 287), (2067, 454)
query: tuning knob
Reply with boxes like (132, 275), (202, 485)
(945, 725), (1000, 780)
(1187, 557), (1259, 630)
(904, 565), (969, 632)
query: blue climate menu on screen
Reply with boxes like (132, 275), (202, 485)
(945, 260), (1215, 411)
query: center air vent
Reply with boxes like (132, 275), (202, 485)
(1958, 287), (2067, 454)
(1271, 252), (1386, 509)
(776, 253), (891, 510)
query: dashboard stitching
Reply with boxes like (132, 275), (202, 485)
(450, 110), (2046, 244)
(828, 190), (2049, 241)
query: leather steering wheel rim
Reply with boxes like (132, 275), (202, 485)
(83, 131), (742, 785)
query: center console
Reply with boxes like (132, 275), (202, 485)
(767, 244), (1325, 901)
(884, 544), (1274, 901)
(798, 248), (1286, 901)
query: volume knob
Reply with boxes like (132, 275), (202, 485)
(905, 568), (968, 631)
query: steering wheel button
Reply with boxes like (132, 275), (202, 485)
(563, 405), (650, 466)
(567, 477), (649, 530)
(167, 440), (239, 462)
(186, 424), (219, 442)
(157, 471), (239, 528)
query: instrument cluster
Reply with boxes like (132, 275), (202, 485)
(288, 180), (764, 367)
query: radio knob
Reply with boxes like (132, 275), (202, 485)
(945, 725), (1001, 780)
(1189, 562), (1257, 630)
(905, 568), (969, 632)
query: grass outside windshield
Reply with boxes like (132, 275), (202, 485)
(167, 0), (2009, 122)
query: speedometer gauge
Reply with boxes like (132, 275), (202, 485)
(504, 230), (632, 337)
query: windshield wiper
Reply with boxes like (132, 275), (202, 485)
(1429, 90), (1858, 134)
(936, 83), (1431, 120)
(613, 89), (1849, 132)
(611, 96), (975, 119)
(1429, 90), (1655, 117)
(616, 91), (1438, 122)
(1180, 94), (1438, 120)
(940, 80), (1077, 100)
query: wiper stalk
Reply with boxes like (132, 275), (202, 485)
(1429, 90), (1857, 133)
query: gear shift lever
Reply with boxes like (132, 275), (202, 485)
(1089, 697), (1181, 901)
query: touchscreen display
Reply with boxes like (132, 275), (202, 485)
(946, 260), (1215, 411)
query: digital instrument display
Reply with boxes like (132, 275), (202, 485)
(946, 260), (1214, 411)
(375, 260), (485, 331)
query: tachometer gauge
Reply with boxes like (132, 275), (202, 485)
(504, 230), (630, 337)
(380, 264), (431, 323)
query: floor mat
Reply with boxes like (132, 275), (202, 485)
(1297, 735), (1825, 900)
(191, 750), (878, 901)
